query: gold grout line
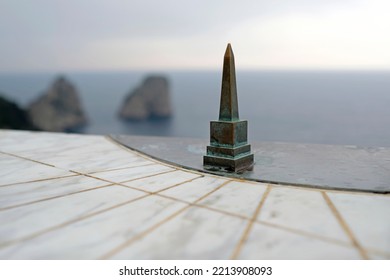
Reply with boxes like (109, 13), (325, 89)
(84, 162), (157, 175)
(71, 171), (174, 196)
(155, 192), (358, 250)
(191, 180), (233, 204)
(2, 134), (385, 257)
(0, 183), (115, 211)
(0, 150), (56, 167)
(0, 174), (79, 188)
(0, 143), (172, 189)
(254, 220), (351, 248)
(0, 194), (152, 249)
(158, 194), (249, 220)
(76, 168), (200, 196)
(1, 170), (378, 257)
(3, 138), (389, 197)
(3, 178), (380, 256)
(80, 175), (151, 195)
(153, 192), (244, 220)
(98, 205), (191, 260)
(1, 183), (380, 256)
(1, 134), (387, 256)
(0, 175), (214, 249)
(118, 169), (178, 185)
(230, 184), (272, 260)
(99, 180), (233, 259)
(113, 173), (202, 197)
(149, 175), (204, 194)
(322, 192), (369, 260)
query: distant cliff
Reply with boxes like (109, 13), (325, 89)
(28, 76), (88, 132)
(119, 76), (172, 121)
(0, 95), (38, 130)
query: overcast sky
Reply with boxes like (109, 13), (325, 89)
(1, 0), (390, 72)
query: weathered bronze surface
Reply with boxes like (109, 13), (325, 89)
(203, 44), (254, 172)
(110, 135), (390, 194)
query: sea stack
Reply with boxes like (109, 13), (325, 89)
(119, 76), (172, 121)
(28, 76), (88, 132)
(203, 44), (254, 173)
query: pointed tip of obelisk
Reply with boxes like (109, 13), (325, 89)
(225, 43), (233, 58)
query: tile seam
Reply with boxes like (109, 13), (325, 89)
(230, 184), (272, 260)
(0, 183), (116, 211)
(0, 150), (56, 167)
(0, 194), (151, 249)
(118, 169), (178, 185)
(148, 175), (204, 194)
(0, 174), (79, 188)
(322, 191), (369, 259)
(72, 169), (178, 194)
(155, 193), (356, 249)
(0, 176), (215, 249)
(86, 163), (156, 174)
(254, 220), (352, 248)
(99, 180), (233, 259)
(99, 205), (191, 260)
(154, 192), (248, 221)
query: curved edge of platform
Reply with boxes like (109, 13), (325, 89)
(108, 134), (390, 194)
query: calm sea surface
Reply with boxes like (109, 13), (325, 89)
(1, 70), (390, 147)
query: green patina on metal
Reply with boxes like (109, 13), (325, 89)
(204, 44), (254, 173)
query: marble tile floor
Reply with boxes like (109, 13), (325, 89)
(0, 129), (389, 259)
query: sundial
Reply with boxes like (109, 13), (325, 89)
(111, 44), (390, 194)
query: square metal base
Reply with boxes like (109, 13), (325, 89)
(203, 153), (254, 173)
(210, 120), (248, 147)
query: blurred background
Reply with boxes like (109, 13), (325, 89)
(1, 0), (390, 147)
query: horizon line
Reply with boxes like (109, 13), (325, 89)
(1, 67), (390, 75)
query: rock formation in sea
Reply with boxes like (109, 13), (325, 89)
(0, 95), (38, 130)
(119, 76), (172, 121)
(28, 76), (88, 132)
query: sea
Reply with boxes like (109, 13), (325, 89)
(1, 70), (390, 147)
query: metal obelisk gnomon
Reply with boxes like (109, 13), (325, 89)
(203, 44), (254, 172)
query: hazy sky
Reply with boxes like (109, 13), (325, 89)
(1, 0), (390, 72)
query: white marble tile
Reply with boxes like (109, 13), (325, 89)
(0, 196), (186, 259)
(52, 151), (152, 174)
(0, 130), (152, 173)
(34, 139), (153, 174)
(91, 164), (174, 183)
(0, 154), (73, 187)
(0, 185), (145, 245)
(238, 223), (361, 259)
(0, 130), (103, 160)
(257, 186), (350, 243)
(111, 206), (247, 259)
(327, 192), (390, 254)
(0, 175), (110, 209)
(198, 181), (268, 218)
(123, 170), (200, 192)
(159, 176), (229, 203)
